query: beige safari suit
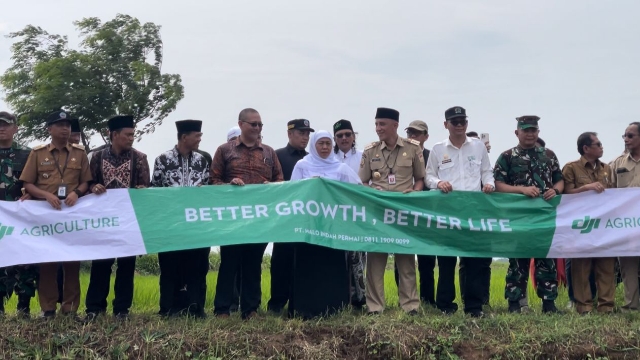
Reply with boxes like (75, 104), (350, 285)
(562, 157), (615, 313)
(610, 153), (640, 310)
(359, 137), (426, 312)
(20, 142), (91, 314)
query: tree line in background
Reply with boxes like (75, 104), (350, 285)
(0, 14), (184, 151)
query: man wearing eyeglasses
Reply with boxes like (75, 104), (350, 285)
(400, 120), (437, 307)
(561, 132), (614, 314)
(332, 119), (367, 308)
(494, 115), (564, 314)
(267, 119), (314, 315)
(211, 108), (284, 320)
(611, 122), (640, 311)
(426, 107), (495, 317)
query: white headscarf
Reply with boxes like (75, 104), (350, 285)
(291, 130), (362, 185)
(226, 126), (241, 141)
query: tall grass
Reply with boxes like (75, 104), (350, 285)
(3, 261), (597, 314)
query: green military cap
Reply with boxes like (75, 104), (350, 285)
(516, 115), (540, 129)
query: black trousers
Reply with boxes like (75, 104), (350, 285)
(158, 248), (210, 316)
(459, 257), (492, 306)
(85, 256), (136, 315)
(435, 256), (459, 313)
(417, 255), (436, 305)
(457, 257), (492, 313)
(230, 263), (242, 312)
(214, 243), (267, 317)
(268, 242), (295, 312)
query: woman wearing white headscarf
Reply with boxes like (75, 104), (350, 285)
(289, 130), (362, 319)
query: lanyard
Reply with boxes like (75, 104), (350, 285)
(382, 146), (400, 174)
(52, 149), (70, 183)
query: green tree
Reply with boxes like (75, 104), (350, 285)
(0, 14), (184, 150)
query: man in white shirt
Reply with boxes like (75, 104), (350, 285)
(426, 106), (495, 318)
(333, 119), (363, 173)
(332, 119), (366, 308)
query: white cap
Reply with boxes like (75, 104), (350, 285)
(227, 126), (241, 141)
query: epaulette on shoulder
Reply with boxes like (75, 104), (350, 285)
(613, 154), (627, 163)
(72, 143), (86, 151)
(32, 144), (47, 150)
(364, 141), (379, 151)
(407, 138), (421, 146)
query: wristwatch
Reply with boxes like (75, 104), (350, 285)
(553, 188), (560, 196)
(73, 188), (83, 197)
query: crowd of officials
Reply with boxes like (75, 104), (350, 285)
(0, 106), (639, 320)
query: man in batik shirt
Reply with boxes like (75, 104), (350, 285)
(152, 120), (210, 318)
(211, 108), (284, 320)
(83, 115), (150, 321)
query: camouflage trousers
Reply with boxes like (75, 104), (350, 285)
(505, 258), (558, 301)
(0, 265), (39, 299)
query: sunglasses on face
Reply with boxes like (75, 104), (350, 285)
(406, 130), (426, 137)
(242, 120), (263, 128)
(448, 119), (468, 127)
(336, 132), (353, 139)
(622, 133), (638, 139)
(590, 142), (603, 148)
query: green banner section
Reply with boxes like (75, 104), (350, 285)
(129, 178), (559, 258)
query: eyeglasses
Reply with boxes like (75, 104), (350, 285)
(406, 130), (426, 137)
(590, 142), (603, 148)
(336, 132), (353, 139)
(242, 121), (263, 128)
(622, 133), (637, 139)
(448, 119), (468, 127)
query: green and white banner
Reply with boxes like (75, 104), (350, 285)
(0, 178), (638, 267)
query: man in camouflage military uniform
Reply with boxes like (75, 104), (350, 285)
(494, 115), (564, 313)
(359, 107), (425, 315)
(0, 111), (38, 317)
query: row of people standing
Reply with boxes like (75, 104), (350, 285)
(1, 106), (639, 320)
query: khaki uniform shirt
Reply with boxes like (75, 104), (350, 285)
(610, 153), (640, 188)
(358, 137), (425, 192)
(562, 156), (612, 191)
(19, 142), (92, 196)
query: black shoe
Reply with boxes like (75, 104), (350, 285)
(407, 310), (419, 316)
(542, 300), (561, 314)
(508, 301), (521, 314)
(40, 310), (56, 319)
(440, 308), (456, 316)
(80, 312), (99, 324)
(114, 313), (130, 321)
(367, 311), (381, 316)
(467, 310), (484, 318)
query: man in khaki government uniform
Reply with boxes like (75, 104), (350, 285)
(562, 132), (615, 314)
(359, 107), (425, 315)
(611, 122), (640, 311)
(20, 110), (92, 318)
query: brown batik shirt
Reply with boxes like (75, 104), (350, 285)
(210, 138), (284, 185)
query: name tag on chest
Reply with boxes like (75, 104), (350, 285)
(388, 173), (396, 185)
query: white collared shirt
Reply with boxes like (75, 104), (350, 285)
(335, 148), (363, 174)
(426, 137), (495, 191)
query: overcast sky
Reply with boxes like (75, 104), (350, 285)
(2, 0), (639, 165)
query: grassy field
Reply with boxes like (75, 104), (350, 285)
(1, 261), (640, 359)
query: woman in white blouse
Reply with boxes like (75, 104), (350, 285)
(289, 130), (361, 319)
